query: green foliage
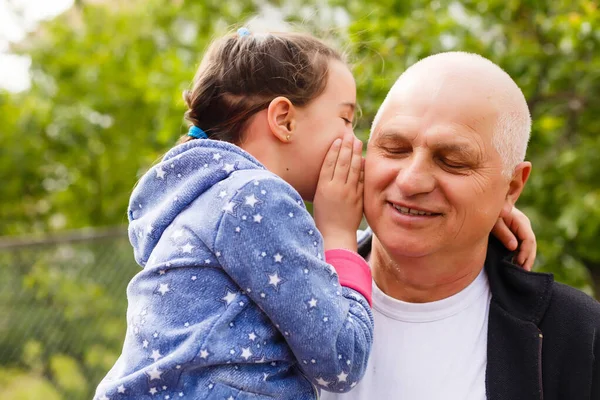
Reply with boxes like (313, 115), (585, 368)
(1, 0), (600, 398)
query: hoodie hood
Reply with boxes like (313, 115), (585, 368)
(127, 139), (266, 267)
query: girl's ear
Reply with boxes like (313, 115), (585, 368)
(267, 96), (297, 143)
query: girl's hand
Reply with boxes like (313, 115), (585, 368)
(491, 207), (536, 271)
(313, 134), (364, 252)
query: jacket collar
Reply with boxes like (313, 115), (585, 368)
(484, 236), (554, 325)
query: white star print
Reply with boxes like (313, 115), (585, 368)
(235, 227), (241, 233)
(223, 163), (235, 173)
(179, 393), (183, 397)
(248, 332), (257, 341)
(146, 225), (154, 235)
(268, 272), (283, 288)
(150, 349), (162, 361)
(222, 290), (237, 306)
(181, 242), (194, 253)
(158, 270), (165, 275)
(260, 252), (266, 257)
(158, 283), (170, 295)
(308, 230), (314, 235)
(227, 397), (234, 400)
(351, 382), (357, 387)
(171, 229), (184, 240)
(273, 253), (283, 263)
(253, 214), (263, 223)
(323, 316), (329, 322)
(143, 340), (149, 348)
(222, 201), (238, 214)
(240, 347), (253, 360)
(117, 385), (126, 393)
(213, 153), (222, 161)
(316, 377), (330, 387)
(153, 332), (159, 338)
(147, 367), (162, 380)
(245, 194), (259, 207)
(155, 167), (166, 179)
(337, 371), (348, 382)
(191, 275), (197, 281)
(149, 387), (157, 395)
(308, 298), (318, 308)
(99, 394), (110, 400)
(200, 349), (209, 359)
(216, 251), (221, 257)
(218, 190), (227, 198)
(288, 212), (294, 218)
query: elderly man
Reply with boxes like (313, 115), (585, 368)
(323, 52), (600, 400)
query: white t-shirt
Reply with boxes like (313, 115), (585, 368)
(322, 268), (491, 400)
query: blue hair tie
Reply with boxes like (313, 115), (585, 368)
(237, 27), (251, 37)
(188, 125), (208, 139)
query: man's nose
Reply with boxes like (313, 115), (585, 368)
(394, 154), (436, 197)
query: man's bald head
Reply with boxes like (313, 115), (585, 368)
(372, 52), (531, 177)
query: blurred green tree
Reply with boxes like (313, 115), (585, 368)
(1, 0), (599, 398)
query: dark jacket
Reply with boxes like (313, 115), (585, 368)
(358, 231), (600, 400)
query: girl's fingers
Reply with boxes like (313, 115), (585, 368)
(347, 139), (363, 186)
(491, 218), (518, 251)
(332, 134), (355, 183)
(319, 138), (342, 183)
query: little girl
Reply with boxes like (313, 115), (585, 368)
(95, 29), (534, 400)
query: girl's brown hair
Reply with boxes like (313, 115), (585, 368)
(180, 31), (344, 145)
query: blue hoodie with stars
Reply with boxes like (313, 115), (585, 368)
(95, 139), (374, 400)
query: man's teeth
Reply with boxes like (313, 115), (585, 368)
(393, 204), (434, 216)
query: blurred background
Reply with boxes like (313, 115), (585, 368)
(1, 0), (599, 398)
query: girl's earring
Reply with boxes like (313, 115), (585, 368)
(286, 135), (291, 141)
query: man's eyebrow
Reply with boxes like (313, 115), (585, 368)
(433, 142), (477, 153)
(374, 130), (411, 143)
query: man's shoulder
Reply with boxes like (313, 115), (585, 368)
(549, 281), (600, 314)
(544, 280), (600, 330)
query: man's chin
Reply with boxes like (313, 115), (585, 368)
(378, 235), (439, 259)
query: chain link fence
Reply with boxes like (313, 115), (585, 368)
(0, 227), (139, 400)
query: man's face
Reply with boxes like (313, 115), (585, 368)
(364, 78), (513, 260)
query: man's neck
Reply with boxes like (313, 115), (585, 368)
(370, 236), (489, 303)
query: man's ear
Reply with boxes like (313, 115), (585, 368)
(267, 96), (296, 143)
(500, 161), (532, 218)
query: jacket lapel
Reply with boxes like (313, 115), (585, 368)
(486, 301), (543, 400)
(485, 237), (553, 400)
